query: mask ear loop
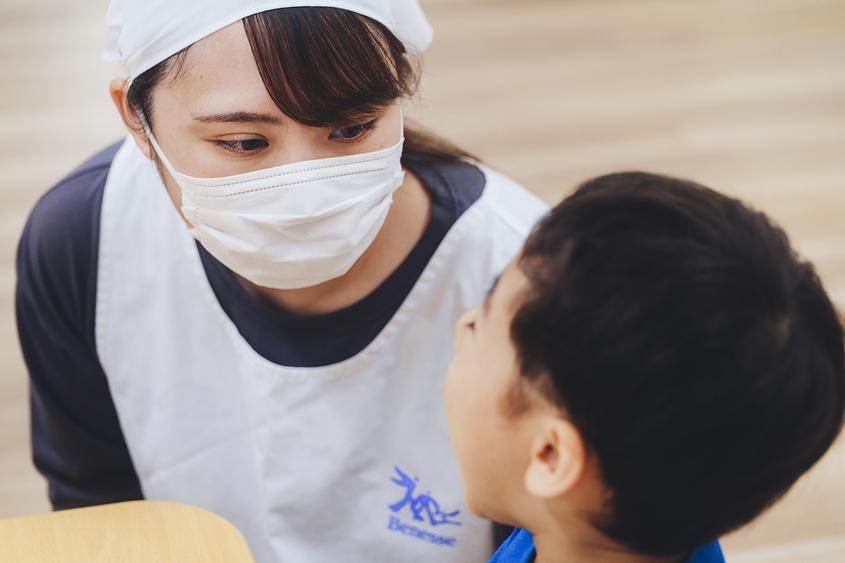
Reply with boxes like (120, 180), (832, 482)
(136, 110), (183, 180)
(399, 106), (405, 139)
(126, 75), (177, 176)
(135, 109), (203, 231)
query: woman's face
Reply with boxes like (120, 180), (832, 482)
(116, 21), (402, 207)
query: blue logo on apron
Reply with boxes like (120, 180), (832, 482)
(386, 466), (462, 547)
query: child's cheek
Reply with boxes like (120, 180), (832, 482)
(444, 362), (465, 435)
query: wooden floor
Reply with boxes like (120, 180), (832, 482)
(1, 0), (843, 560)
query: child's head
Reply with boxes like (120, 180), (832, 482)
(445, 172), (845, 557)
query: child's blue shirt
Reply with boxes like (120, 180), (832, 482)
(489, 528), (725, 563)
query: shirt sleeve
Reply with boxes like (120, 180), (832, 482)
(15, 143), (143, 510)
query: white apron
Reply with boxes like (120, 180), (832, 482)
(96, 138), (547, 563)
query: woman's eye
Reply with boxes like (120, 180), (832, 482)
(466, 320), (476, 331)
(215, 139), (269, 153)
(329, 120), (377, 142)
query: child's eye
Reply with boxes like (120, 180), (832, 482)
(328, 120), (377, 142)
(215, 138), (269, 154)
(466, 320), (476, 331)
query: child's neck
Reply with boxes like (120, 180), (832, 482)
(531, 520), (682, 563)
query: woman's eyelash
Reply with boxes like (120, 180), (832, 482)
(329, 119), (378, 142)
(215, 139), (269, 153)
(213, 118), (378, 153)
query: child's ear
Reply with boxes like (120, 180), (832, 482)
(524, 418), (585, 499)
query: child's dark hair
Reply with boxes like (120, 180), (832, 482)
(510, 172), (845, 555)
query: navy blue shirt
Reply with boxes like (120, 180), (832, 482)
(490, 528), (726, 563)
(16, 142), (486, 510)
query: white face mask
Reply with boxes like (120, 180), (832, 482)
(144, 119), (405, 290)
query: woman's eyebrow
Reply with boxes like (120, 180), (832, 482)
(192, 111), (283, 125)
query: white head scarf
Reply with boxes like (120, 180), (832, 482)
(103, 0), (433, 81)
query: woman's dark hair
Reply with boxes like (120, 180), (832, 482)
(510, 172), (845, 555)
(127, 7), (473, 166)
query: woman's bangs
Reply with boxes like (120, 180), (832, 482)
(243, 7), (416, 128)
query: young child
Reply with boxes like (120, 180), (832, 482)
(445, 172), (845, 563)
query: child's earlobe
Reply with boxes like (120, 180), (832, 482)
(524, 419), (585, 499)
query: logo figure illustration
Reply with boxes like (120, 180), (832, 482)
(389, 466), (462, 527)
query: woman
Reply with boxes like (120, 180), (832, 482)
(16, 1), (546, 561)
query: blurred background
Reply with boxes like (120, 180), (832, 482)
(0, 0), (843, 561)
